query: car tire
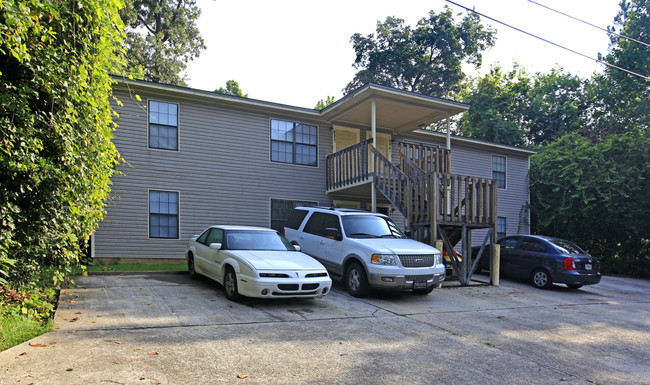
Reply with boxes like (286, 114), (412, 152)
(224, 267), (242, 301)
(346, 262), (371, 298)
(187, 253), (197, 279)
(531, 268), (553, 289)
(566, 284), (583, 289)
(413, 286), (435, 295)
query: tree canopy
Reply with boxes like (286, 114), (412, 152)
(120, 0), (206, 86)
(1, 0), (125, 286)
(344, 7), (496, 97)
(214, 80), (248, 98)
(315, 96), (336, 110)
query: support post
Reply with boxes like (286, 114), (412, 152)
(491, 244), (500, 286)
(371, 97), (377, 213)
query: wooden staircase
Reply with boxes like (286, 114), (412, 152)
(326, 141), (498, 285)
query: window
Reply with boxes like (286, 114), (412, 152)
(304, 212), (341, 237)
(149, 100), (178, 150)
(149, 190), (179, 239)
(270, 199), (317, 232)
(271, 119), (317, 166)
(492, 155), (506, 189)
(497, 217), (507, 239)
(518, 238), (547, 253)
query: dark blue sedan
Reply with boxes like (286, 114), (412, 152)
(475, 235), (601, 289)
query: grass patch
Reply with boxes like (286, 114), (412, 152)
(0, 314), (53, 351)
(84, 262), (186, 273)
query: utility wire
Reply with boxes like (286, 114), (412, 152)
(527, 0), (650, 48)
(445, 0), (649, 80)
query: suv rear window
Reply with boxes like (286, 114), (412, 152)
(285, 209), (309, 230)
(304, 212), (341, 237)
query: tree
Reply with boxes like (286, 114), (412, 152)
(456, 66), (529, 146)
(0, 0), (124, 286)
(120, 0), (206, 86)
(344, 7), (496, 97)
(214, 80), (248, 98)
(530, 131), (650, 277)
(315, 96), (336, 110)
(589, 0), (649, 137)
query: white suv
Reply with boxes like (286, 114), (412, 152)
(284, 207), (445, 297)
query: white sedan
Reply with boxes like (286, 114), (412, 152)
(185, 225), (332, 301)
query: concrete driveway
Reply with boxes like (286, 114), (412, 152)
(1, 272), (649, 385)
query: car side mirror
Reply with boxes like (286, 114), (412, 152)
(404, 230), (412, 239)
(209, 243), (222, 250)
(324, 227), (342, 241)
(293, 244), (301, 252)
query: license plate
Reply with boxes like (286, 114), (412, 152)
(414, 281), (427, 289)
(585, 264), (592, 270)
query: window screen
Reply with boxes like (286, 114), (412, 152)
(149, 190), (179, 239)
(149, 101), (178, 150)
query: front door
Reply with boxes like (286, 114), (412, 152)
(366, 132), (391, 160)
(333, 125), (360, 152)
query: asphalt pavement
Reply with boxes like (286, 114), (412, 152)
(1, 272), (649, 384)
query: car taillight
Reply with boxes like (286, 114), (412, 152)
(563, 257), (576, 270)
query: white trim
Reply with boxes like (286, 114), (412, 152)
(413, 129), (536, 155)
(147, 99), (180, 152)
(492, 154), (508, 190)
(332, 125), (360, 152)
(269, 117), (319, 168)
(147, 188), (181, 240)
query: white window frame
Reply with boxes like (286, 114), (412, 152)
(148, 189), (180, 239)
(148, 100), (180, 151)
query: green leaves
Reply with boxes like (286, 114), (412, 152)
(344, 6), (495, 97)
(119, 0), (206, 86)
(1, 0), (125, 288)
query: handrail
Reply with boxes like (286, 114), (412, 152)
(399, 142), (450, 174)
(399, 153), (426, 177)
(370, 146), (409, 217)
(326, 139), (372, 190)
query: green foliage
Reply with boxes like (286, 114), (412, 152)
(457, 66), (589, 147)
(315, 96), (336, 110)
(0, 0), (124, 288)
(214, 80), (248, 98)
(344, 7), (496, 97)
(121, 0), (206, 86)
(530, 131), (650, 277)
(457, 66), (529, 146)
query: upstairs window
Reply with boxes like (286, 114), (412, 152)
(149, 100), (178, 150)
(492, 155), (506, 189)
(271, 119), (317, 166)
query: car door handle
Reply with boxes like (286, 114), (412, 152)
(319, 240), (325, 245)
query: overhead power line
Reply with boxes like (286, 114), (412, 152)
(445, 0), (650, 80)
(527, 0), (650, 49)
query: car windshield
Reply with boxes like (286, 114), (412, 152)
(547, 238), (585, 255)
(224, 230), (295, 251)
(342, 215), (406, 238)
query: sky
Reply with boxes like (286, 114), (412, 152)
(185, 0), (623, 108)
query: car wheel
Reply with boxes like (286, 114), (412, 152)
(531, 268), (553, 289)
(413, 286), (435, 295)
(346, 262), (371, 298)
(223, 267), (242, 301)
(566, 284), (583, 289)
(187, 253), (197, 279)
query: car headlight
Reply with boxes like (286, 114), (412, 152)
(435, 253), (442, 265)
(371, 254), (396, 265)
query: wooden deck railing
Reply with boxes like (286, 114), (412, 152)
(327, 141), (496, 228)
(398, 142), (450, 174)
(326, 139), (372, 190)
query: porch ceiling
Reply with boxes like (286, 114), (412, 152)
(321, 84), (469, 133)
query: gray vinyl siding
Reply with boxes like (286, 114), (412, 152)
(95, 87), (332, 260)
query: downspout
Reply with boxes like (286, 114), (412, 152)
(371, 97), (377, 213)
